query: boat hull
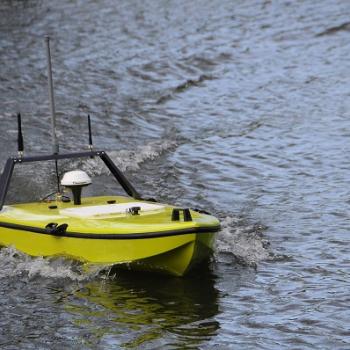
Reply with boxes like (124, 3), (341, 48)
(124, 232), (215, 276)
(0, 196), (220, 276)
(0, 225), (216, 276)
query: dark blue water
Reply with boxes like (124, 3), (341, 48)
(1, 0), (350, 348)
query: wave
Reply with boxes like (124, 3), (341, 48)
(215, 216), (271, 267)
(316, 22), (350, 37)
(7, 138), (178, 181)
(156, 74), (214, 104)
(0, 246), (108, 281)
(75, 138), (178, 177)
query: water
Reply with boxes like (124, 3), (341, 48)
(1, 0), (350, 348)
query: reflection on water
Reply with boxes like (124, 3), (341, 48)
(67, 267), (219, 349)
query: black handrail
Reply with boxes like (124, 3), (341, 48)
(0, 159), (15, 210)
(0, 150), (141, 211)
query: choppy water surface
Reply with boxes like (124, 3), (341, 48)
(1, 0), (350, 348)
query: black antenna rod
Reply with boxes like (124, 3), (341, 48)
(17, 113), (24, 157)
(88, 114), (93, 150)
(45, 36), (59, 155)
(45, 36), (61, 194)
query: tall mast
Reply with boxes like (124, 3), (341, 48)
(45, 36), (59, 154)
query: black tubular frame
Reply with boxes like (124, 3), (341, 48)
(0, 150), (141, 211)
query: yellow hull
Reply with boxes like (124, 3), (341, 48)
(0, 196), (219, 276)
(124, 233), (215, 276)
(0, 226), (214, 276)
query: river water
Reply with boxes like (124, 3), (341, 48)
(1, 0), (350, 348)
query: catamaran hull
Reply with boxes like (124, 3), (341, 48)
(0, 226), (216, 276)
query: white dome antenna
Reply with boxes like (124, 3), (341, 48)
(61, 170), (91, 205)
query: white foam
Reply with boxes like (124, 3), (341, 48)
(0, 215), (271, 280)
(215, 216), (271, 266)
(0, 246), (107, 281)
(77, 139), (177, 176)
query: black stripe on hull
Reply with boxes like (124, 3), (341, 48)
(0, 221), (221, 240)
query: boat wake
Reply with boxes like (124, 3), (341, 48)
(5, 138), (179, 203)
(0, 215), (272, 281)
(215, 216), (272, 267)
(73, 138), (178, 177)
(0, 246), (108, 281)
(1, 136), (273, 277)
(156, 74), (215, 104)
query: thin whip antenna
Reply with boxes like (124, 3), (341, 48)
(45, 36), (61, 194)
(17, 113), (24, 157)
(45, 36), (59, 154)
(88, 114), (93, 151)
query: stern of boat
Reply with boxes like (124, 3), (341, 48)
(122, 231), (216, 277)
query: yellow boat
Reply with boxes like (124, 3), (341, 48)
(0, 37), (220, 276)
(0, 151), (220, 276)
